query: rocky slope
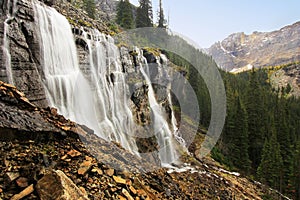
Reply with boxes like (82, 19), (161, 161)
(0, 80), (289, 200)
(95, 0), (118, 21)
(207, 21), (300, 71)
(269, 62), (300, 97)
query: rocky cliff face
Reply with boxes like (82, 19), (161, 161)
(95, 0), (118, 21)
(0, 0), (48, 107)
(207, 21), (300, 71)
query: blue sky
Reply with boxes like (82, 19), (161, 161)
(130, 0), (300, 48)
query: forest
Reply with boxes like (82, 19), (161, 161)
(188, 58), (300, 199)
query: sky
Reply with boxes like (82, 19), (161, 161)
(130, 0), (300, 48)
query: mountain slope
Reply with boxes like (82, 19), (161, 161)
(0, 80), (290, 199)
(207, 21), (300, 71)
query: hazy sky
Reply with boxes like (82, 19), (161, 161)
(130, 0), (300, 48)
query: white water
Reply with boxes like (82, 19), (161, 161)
(33, 2), (87, 118)
(33, 2), (138, 153)
(139, 60), (178, 164)
(1, 0), (17, 85)
(32, 1), (183, 164)
(159, 54), (186, 149)
(80, 28), (138, 152)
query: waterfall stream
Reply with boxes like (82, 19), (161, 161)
(32, 1), (183, 165)
(33, 1), (138, 153)
(139, 60), (178, 164)
(1, 0), (17, 85)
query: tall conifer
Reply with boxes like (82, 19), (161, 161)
(257, 131), (283, 190)
(158, 0), (166, 28)
(116, 0), (135, 29)
(136, 0), (153, 27)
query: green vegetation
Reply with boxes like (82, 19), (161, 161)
(83, 0), (96, 19)
(136, 0), (153, 28)
(157, 0), (166, 28)
(116, 0), (135, 29)
(163, 47), (300, 199)
(257, 132), (283, 190)
(116, 0), (154, 29)
(209, 69), (300, 199)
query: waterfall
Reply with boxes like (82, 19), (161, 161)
(80, 28), (138, 152)
(161, 55), (187, 149)
(139, 59), (179, 164)
(1, 0), (17, 85)
(32, 0), (183, 165)
(33, 1), (87, 119)
(33, 1), (138, 154)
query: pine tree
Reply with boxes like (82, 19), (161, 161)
(136, 0), (153, 28)
(245, 70), (265, 169)
(220, 85), (251, 173)
(257, 131), (283, 191)
(116, 0), (135, 29)
(232, 95), (251, 173)
(83, 0), (96, 19)
(289, 141), (300, 199)
(157, 0), (166, 28)
(274, 97), (293, 193)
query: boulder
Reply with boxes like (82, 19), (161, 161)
(36, 170), (89, 200)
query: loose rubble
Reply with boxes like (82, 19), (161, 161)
(0, 81), (289, 199)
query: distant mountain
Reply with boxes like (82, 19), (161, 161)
(207, 21), (300, 71)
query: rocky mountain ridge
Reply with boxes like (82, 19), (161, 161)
(207, 21), (300, 71)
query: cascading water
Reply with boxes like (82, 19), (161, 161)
(33, 1), (138, 154)
(139, 57), (179, 164)
(80, 28), (138, 152)
(32, 0), (183, 164)
(33, 1), (89, 120)
(1, 0), (17, 85)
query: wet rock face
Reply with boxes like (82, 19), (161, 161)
(0, 0), (47, 107)
(0, 0), (110, 108)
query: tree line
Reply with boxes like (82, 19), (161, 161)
(165, 49), (300, 199)
(116, 0), (167, 29)
(211, 68), (300, 199)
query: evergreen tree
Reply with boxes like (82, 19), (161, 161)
(157, 0), (166, 28)
(289, 141), (300, 199)
(274, 97), (293, 193)
(136, 0), (153, 28)
(232, 95), (251, 173)
(116, 0), (135, 29)
(219, 84), (251, 173)
(245, 70), (265, 169)
(83, 0), (96, 19)
(257, 131), (283, 191)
